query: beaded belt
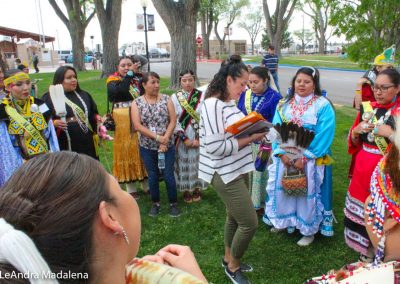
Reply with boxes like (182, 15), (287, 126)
(362, 144), (382, 155)
(114, 101), (132, 109)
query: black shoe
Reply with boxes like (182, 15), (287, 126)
(148, 204), (160, 217)
(225, 267), (251, 284)
(222, 258), (253, 272)
(169, 204), (181, 217)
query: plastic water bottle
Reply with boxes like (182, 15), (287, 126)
(158, 152), (165, 170)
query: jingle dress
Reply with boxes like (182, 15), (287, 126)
(42, 90), (99, 159)
(263, 94), (335, 236)
(107, 72), (147, 183)
(0, 96), (59, 186)
(237, 87), (281, 209)
(171, 88), (207, 192)
(344, 98), (400, 255)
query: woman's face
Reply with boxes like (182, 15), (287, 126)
(62, 69), (78, 92)
(373, 74), (399, 105)
(6, 75), (31, 101)
(248, 73), (267, 95)
(227, 71), (249, 101)
(117, 58), (134, 77)
(143, 76), (160, 96)
(294, 73), (315, 97)
(180, 73), (195, 93)
(108, 175), (141, 260)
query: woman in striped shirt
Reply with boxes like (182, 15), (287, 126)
(199, 56), (266, 284)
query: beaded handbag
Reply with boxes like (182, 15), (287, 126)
(281, 166), (307, 196)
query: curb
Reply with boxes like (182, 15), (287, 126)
(246, 62), (366, 73)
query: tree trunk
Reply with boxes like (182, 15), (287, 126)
(262, 0), (297, 56)
(153, 0), (200, 89)
(93, 0), (122, 78)
(200, 8), (213, 59)
(69, 22), (86, 71)
(214, 19), (224, 56)
(48, 0), (96, 71)
(0, 48), (9, 72)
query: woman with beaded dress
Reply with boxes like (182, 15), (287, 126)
(107, 57), (148, 198)
(345, 68), (400, 261)
(237, 66), (281, 211)
(171, 70), (207, 203)
(43, 66), (99, 160)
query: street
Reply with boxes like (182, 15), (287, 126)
(150, 61), (363, 107)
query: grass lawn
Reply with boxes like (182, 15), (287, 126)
(32, 70), (358, 283)
(244, 54), (363, 71)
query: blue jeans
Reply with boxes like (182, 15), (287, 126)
(271, 72), (280, 93)
(140, 146), (177, 203)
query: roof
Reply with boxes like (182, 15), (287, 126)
(0, 26), (55, 43)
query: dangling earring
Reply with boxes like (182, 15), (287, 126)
(122, 228), (130, 245)
(374, 233), (386, 264)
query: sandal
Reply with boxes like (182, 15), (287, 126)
(192, 188), (202, 202)
(183, 191), (193, 203)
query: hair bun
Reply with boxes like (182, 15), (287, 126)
(228, 55), (242, 64)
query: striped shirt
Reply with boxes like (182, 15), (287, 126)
(261, 54), (278, 73)
(199, 97), (254, 184)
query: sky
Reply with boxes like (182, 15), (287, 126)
(0, 0), (338, 51)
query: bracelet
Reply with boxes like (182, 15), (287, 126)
(355, 90), (361, 95)
(156, 134), (160, 142)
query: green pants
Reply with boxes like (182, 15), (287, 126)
(212, 173), (258, 259)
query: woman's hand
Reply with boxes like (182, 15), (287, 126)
(375, 124), (394, 138)
(54, 119), (68, 131)
(353, 121), (374, 135)
(141, 255), (164, 264)
(191, 139), (200, 148)
(159, 143), (168, 153)
(293, 158), (305, 170)
(250, 132), (267, 143)
(158, 135), (169, 145)
(279, 154), (292, 167)
(130, 62), (141, 73)
(157, 244), (207, 283)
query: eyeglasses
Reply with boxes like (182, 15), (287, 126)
(373, 84), (395, 93)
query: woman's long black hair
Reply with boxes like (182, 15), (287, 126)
(52, 66), (82, 92)
(205, 55), (248, 101)
(286, 66), (322, 102)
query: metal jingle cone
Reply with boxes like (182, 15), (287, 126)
(362, 111), (374, 121)
(367, 131), (375, 142)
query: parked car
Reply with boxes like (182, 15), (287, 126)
(149, 48), (170, 58)
(57, 50), (72, 62)
(66, 54), (95, 63)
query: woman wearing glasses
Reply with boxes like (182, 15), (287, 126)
(345, 68), (400, 262)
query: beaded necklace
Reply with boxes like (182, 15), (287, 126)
(289, 95), (317, 126)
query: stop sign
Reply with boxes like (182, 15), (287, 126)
(196, 36), (203, 44)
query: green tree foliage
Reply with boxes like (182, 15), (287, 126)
(329, 0), (400, 67)
(293, 29), (314, 53)
(261, 30), (293, 50)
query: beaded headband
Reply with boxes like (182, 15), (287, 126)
(4, 73), (30, 87)
(366, 159), (400, 238)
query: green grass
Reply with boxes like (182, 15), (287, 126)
(244, 54), (364, 71)
(31, 71), (358, 283)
